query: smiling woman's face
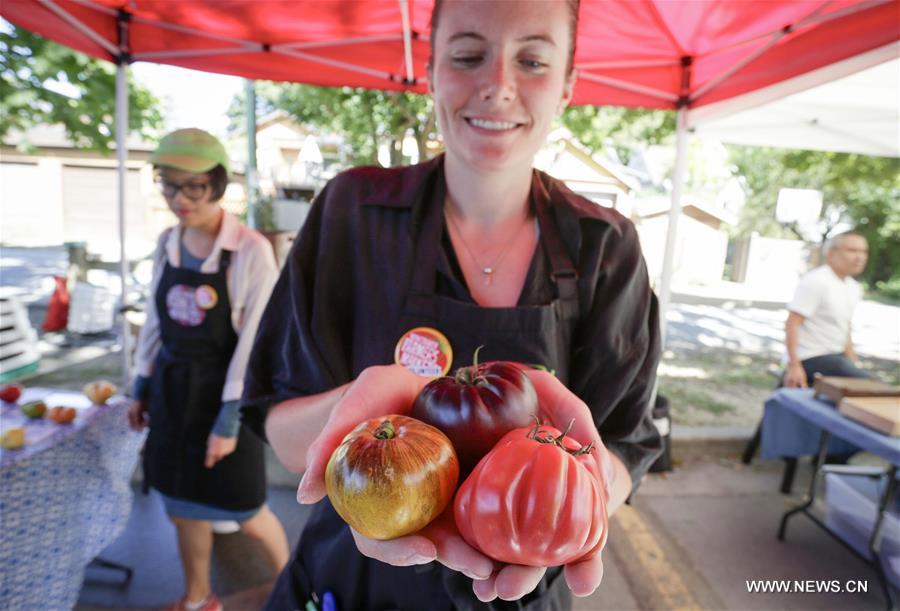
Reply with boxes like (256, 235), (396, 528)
(428, 0), (576, 174)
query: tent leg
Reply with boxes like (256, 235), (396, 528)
(648, 108), (688, 410)
(116, 60), (131, 387)
(245, 79), (257, 229)
(656, 107), (689, 351)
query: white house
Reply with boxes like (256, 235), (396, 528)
(1, 125), (159, 259)
(634, 195), (737, 288)
(1, 124), (247, 261)
(225, 111), (343, 199)
(534, 128), (638, 216)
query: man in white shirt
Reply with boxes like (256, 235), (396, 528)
(784, 231), (871, 387)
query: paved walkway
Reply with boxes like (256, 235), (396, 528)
(75, 450), (894, 610)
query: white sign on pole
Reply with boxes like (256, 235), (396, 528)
(776, 188), (823, 224)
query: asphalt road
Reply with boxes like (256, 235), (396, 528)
(4, 245), (897, 364)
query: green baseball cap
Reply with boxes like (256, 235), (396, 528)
(151, 128), (230, 174)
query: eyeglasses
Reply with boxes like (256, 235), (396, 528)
(157, 180), (210, 201)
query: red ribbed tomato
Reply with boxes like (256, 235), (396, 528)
(454, 422), (606, 567)
(325, 415), (459, 540)
(411, 356), (537, 474)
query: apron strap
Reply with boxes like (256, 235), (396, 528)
(405, 173), (447, 320)
(532, 174), (580, 320)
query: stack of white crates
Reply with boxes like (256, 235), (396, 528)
(67, 282), (115, 334)
(0, 295), (40, 383)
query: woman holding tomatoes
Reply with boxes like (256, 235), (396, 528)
(243, 1), (661, 609)
(128, 129), (290, 611)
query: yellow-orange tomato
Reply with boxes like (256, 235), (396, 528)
(1, 427), (25, 449)
(48, 406), (77, 424)
(325, 415), (459, 540)
(83, 380), (117, 405)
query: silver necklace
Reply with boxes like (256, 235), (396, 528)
(445, 206), (530, 286)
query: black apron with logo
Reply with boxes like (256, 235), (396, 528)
(267, 177), (579, 610)
(144, 249), (266, 511)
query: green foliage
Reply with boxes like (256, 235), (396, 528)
(250, 195), (277, 231)
(560, 106), (675, 163)
(873, 278), (900, 304)
(232, 82), (436, 167)
(727, 145), (900, 287)
(226, 84), (275, 134)
(0, 24), (162, 152)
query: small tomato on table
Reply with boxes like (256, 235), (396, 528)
(83, 380), (117, 405)
(325, 414), (459, 540)
(1, 427), (25, 449)
(48, 406), (78, 424)
(20, 400), (47, 419)
(0, 383), (23, 403)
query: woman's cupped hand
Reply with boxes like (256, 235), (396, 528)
(295, 364), (612, 601)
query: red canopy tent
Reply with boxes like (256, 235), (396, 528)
(2, 0), (898, 376)
(3, 0), (897, 108)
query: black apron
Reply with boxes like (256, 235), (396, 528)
(144, 249), (266, 511)
(267, 176), (580, 611)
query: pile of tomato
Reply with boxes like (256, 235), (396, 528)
(325, 356), (606, 568)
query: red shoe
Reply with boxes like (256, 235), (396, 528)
(163, 594), (222, 611)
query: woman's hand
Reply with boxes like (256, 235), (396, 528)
(126, 399), (149, 431)
(527, 369), (616, 500)
(350, 507), (495, 581)
(205, 433), (238, 468)
(296, 364), (495, 580)
(296, 364), (430, 503)
(296, 365), (613, 599)
(471, 369), (613, 602)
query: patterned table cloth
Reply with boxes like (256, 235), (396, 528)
(0, 387), (145, 610)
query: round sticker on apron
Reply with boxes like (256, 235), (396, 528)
(195, 284), (218, 310)
(394, 327), (453, 378)
(166, 284), (206, 327)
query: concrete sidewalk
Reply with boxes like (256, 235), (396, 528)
(26, 344), (896, 610)
(613, 455), (891, 611)
(75, 443), (895, 611)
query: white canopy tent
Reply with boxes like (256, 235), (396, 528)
(689, 43), (900, 157)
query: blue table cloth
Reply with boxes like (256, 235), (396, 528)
(762, 388), (900, 464)
(0, 388), (145, 610)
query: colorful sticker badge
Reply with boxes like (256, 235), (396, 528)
(195, 284), (218, 310)
(166, 284), (206, 327)
(394, 327), (453, 378)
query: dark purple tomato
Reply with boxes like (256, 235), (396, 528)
(411, 358), (538, 474)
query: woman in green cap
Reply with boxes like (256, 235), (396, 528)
(128, 128), (289, 611)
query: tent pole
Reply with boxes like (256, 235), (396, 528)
(398, 0), (414, 83)
(647, 106), (688, 418)
(245, 79), (258, 229)
(115, 13), (131, 388)
(657, 106), (688, 351)
(115, 61), (131, 385)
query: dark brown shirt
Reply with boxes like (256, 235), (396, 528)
(243, 154), (662, 489)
